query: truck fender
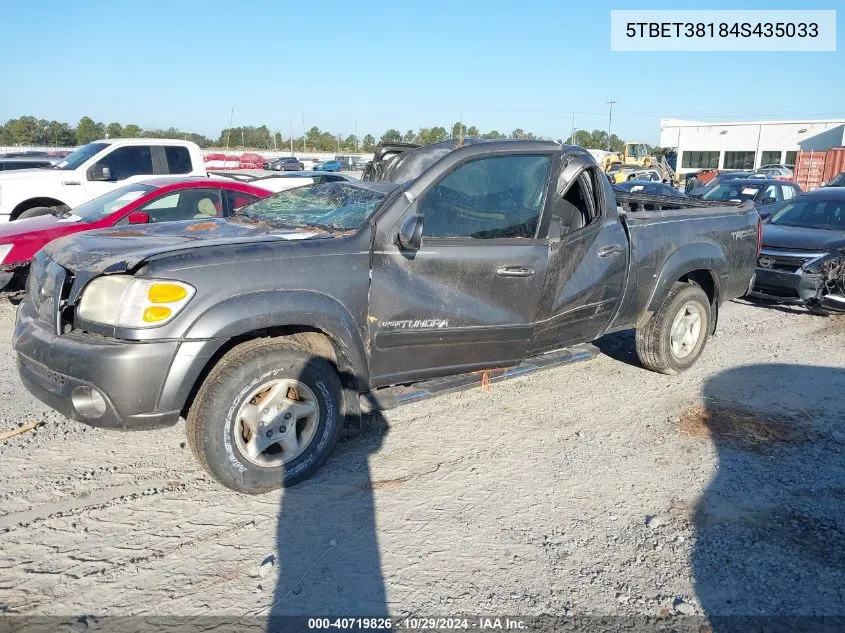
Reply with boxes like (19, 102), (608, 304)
(642, 241), (725, 324)
(157, 290), (370, 416)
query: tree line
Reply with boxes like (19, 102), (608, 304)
(0, 115), (660, 155)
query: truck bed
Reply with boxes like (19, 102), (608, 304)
(614, 190), (744, 214)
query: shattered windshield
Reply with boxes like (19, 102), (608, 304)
(235, 181), (393, 232)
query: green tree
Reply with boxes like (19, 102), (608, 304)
(45, 120), (75, 146)
(123, 124), (142, 138)
(608, 134), (624, 153)
(75, 117), (104, 144)
(106, 122), (123, 138)
(342, 134), (358, 151)
(565, 129), (593, 147)
(466, 126), (479, 138)
(7, 116), (40, 144)
(417, 126), (448, 145)
(481, 130), (505, 140)
(403, 129), (416, 143)
(588, 129), (609, 150)
(380, 129), (402, 144)
(450, 121), (466, 139)
(361, 134), (376, 151)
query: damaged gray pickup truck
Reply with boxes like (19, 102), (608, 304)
(14, 140), (759, 493)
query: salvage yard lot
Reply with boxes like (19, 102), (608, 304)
(1, 299), (844, 618)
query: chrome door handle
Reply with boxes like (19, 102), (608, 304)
(496, 265), (535, 277)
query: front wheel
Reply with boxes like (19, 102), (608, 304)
(636, 282), (711, 374)
(186, 338), (344, 493)
(16, 206), (55, 220)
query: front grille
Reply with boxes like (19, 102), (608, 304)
(758, 248), (827, 273)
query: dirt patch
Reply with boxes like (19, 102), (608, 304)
(184, 221), (218, 232)
(679, 402), (807, 451)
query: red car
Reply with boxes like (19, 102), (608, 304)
(0, 178), (272, 288)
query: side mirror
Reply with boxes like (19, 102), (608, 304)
(397, 213), (424, 250)
(88, 164), (112, 181)
(126, 211), (150, 224)
(761, 197), (776, 205)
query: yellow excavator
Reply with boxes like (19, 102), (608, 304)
(599, 142), (654, 172)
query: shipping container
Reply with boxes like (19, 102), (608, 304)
(794, 151), (827, 191)
(822, 147), (845, 184)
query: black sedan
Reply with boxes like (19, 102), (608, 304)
(697, 179), (802, 218)
(749, 188), (845, 313)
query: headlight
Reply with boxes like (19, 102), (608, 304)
(77, 276), (195, 328)
(0, 244), (13, 265)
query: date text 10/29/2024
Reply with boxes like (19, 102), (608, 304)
(307, 618), (527, 630)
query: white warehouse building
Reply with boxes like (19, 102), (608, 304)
(658, 118), (845, 174)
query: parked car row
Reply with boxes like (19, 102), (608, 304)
(262, 156), (356, 172)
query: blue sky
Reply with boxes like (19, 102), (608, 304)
(0, 0), (841, 144)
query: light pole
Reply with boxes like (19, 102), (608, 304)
(606, 101), (616, 151)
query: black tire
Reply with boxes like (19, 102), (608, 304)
(15, 206), (54, 220)
(636, 282), (712, 375)
(186, 338), (344, 494)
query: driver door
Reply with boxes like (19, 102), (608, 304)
(366, 152), (556, 387)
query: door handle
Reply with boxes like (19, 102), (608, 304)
(496, 265), (535, 278)
(597, 245), (624, 258)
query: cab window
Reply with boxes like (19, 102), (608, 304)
(417, 154), (551, 239)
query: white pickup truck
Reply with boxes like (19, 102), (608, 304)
(0, 138), (207, 221)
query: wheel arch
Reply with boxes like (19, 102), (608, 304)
(11, 197), (68, 220)
(645, 243), (724, 309)
(160, 291), (369, 423)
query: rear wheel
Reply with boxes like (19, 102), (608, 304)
(636, 282), (711, 374)
(186, 338), (344, 493)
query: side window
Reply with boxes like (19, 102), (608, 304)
(552, 169), (601, 236)
(223, 189), (259, 215)
(761, 184), (780, 202)
(138, 188), (222, 222)
(417, 154), (551, 239)
(782, 186), (797, 201)
(99, 146), (154, 180)
(164, 146), (192, 174)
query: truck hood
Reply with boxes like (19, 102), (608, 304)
(762, 223), (845, 252)
(0, 168), (65, 183)
(45, 217), (332, 274)
(0, 213), (82, 241)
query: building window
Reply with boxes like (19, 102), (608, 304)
(681, 151), (719, 169)
(723, 151), (755, 170)
(761, 151), (782, 166)
(785, 151), (797, 167)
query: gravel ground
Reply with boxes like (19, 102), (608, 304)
(0, 297), (843, 625)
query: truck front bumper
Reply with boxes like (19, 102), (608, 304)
(748, 267), (822, 305)
(14, 313), (182, 430)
